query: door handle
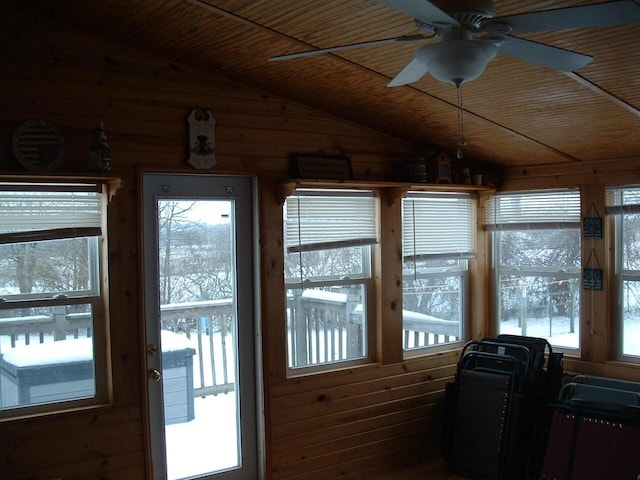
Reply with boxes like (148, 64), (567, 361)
(147, 368), (162, 382)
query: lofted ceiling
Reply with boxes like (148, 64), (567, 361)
(6, 0), (640, 169)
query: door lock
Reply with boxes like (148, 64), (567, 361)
(147, 369), (162, 382)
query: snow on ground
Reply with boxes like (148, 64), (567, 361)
(165, 392), (239, 480)
(499, 315), (640, 355)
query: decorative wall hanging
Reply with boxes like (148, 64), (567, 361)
(88, 121), (111, 173)
(583, 203), (603, 239)
(583, 250), (603, 291)
(433, 151), (451, 184)
(187, 109), (216, 170)
(290, 154), (353, 180)
(12, 119), (66, 172)
(401, 157), (430, 183)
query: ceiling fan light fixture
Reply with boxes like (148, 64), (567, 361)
(420, 38), (499, 86)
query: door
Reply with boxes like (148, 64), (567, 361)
(142, 173), (258, 479)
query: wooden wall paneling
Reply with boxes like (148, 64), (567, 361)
(500, 158), (640, 192)
(471, 191), (491, 340)
(270, 398), (442, 453)
(0, 406), (143, 479)
(108, 169), (145, 407)
(269, 370), (453, 426)
(267, 356), (458, 478)
(580, 183), (609, 363)
(376, 187), (404, 364)
(563, 358), (640, 383)
(271, 349), (460, 398)
(258, 175), (286, 477)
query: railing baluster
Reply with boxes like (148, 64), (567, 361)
(210, 315), (218, 387)
(221, 314), (229, 386)
(197, 318), (206, 390)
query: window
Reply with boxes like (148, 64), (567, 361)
(606, 186), (640, 360)
(0, 182), (110, 417)
(486, 189), (581, 350)
(401, 192), (473, 352)
(284, 190), (377, 371)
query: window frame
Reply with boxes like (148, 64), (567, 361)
(401, 192), (474, 355)
(487, 189), (582, 354)
(606, 185), (640, 363)
(283, 189), (378, 374)
(0, 179), (115, 420)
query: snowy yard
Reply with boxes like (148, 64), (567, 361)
(165, 392), (239, 479)
(499, 315), (640, 356)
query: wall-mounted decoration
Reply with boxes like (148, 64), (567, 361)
(583, 203), (603, 239)
(583, 250), (603, 291)
(291, 154), (353, 180)
(12, 119), (66, 172)
(434, 152), (451, 184)
(88, 122), (111, 173)
(187, 109), (216, 170)
(401, 157), (430, 183)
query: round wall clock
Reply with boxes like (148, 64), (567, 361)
(12, 119), (66, 172)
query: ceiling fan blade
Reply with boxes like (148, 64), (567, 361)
(499, 35), (593, 72)
(269, 34), (427, 61)
(375, 0), (458, 27)
(487, 0), (640, 34)
(387, 57), (429, 87)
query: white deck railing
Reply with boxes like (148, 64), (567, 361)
(0, 293), (460, 394)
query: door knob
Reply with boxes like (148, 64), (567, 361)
(148, 368), (162, 382)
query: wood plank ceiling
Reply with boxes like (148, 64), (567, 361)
(6, 0), (640, 169)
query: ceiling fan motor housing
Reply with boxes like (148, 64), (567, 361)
(431, 0), (496, 27)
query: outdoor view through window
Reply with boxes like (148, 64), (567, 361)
(0, 184), (105, 415)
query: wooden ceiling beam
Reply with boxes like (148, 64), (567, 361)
(564, 72), (640, 118)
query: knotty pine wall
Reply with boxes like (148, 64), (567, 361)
(2, 5), (640, 480)
(0, 6), (459, 480)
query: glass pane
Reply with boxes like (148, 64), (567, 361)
(403, 259), (463, 350)
(498, 230), (581, 269)
(623, 213), (640, 270)
(496, 229), (581, 349)
(0, 303), (95, 410)
(287, 284), (367, 368)
(157, 199), (241, 479)
(0, 237), (98, 298)
(284, 245), (366, 282)
(497, 274), (580, 349)
(621, 213), (640, 357)
(622, 283), (640, 357)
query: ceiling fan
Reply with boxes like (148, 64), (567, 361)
(269, 0), (640, 88)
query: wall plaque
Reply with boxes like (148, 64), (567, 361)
(291, 154), (353, 180)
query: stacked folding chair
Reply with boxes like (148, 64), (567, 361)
(442, 335), (563, 479)
(526, 374), (640, 480)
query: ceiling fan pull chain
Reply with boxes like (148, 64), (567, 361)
(456, 84), (466, 159)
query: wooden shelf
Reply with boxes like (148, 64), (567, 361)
(278, 178), (494, 205)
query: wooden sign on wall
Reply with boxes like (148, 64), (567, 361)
(187, 109), (216, 170)
(291, 154), (353, 180)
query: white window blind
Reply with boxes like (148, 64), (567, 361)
(402, 192), (474, 261)
(284, 190), (378, 253)
(484, 189), (581, 230)
(606, 186), (640, 214)
(0, 183), (103, 244)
